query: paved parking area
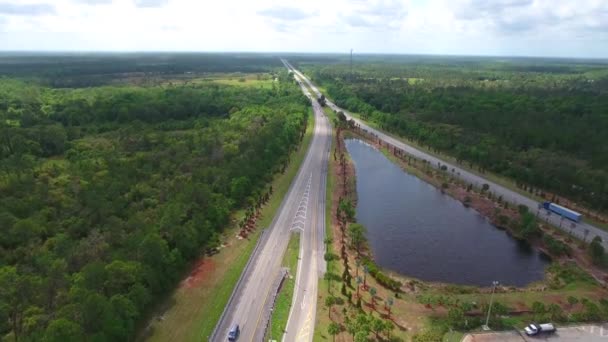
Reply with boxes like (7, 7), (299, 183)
(462, 331), (524, 342)
(462, 324), (608, 342)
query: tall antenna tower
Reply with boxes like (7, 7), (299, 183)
(350, 49), (353, 82)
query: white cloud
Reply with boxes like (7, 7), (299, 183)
(72, 0), (113, 5)
(257, 6), (316, 21)
(0, 2), (55, 15)
(0, 0), (605, 57)
(134, 0), (168, 8)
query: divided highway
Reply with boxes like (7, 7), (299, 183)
(286, 62), (608, 250)
(211, 60), (330, 342)
(282, 60), (330, 342)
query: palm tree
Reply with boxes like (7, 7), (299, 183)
(371, 317), (384, 339)
(386, 297), (394, 318)
(383, 320), (394, 339)
(328, 322), (340, 342)
(356, 276), (362, 298)
(363, 265), (369, 290)
(324, 272), (333, 294)
(325, 296), (334, 319)
(324, 237), (333, 249)
(369, 287), (377, 309)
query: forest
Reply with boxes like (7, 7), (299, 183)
(298, 56), (608, 212)
(0, 54), (307, 341)
(0, 52), (283, 87)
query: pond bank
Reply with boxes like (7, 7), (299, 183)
(345, 138), (550, 287)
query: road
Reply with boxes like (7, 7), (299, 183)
(282, 60), (330, 342)
(212, 61), (330, 342)
(285, 62), (608, 251)
(462, 323), (608, 341)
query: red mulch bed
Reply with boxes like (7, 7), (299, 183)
(181, 258), (215, 289)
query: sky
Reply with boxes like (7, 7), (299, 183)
(0, 0), (607, 58)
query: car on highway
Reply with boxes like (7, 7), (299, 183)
(227, 324), (240, 341)
(524, 323), (556, 336)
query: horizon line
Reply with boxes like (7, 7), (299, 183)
(0, 50), (607, 61)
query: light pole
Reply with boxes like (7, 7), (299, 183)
(483, 281), (499, 330)
(269, 308), (273, 340)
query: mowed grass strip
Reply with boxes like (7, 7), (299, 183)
(269, 232), (301, 340)
(210, 78), (275, 89)
(146, 108), (315, 342)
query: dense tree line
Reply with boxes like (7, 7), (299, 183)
(0, 71), (308, 340)
(306, 59), (608, 211)
(0, 53), (283, 87)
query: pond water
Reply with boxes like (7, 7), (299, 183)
(345, 139), (550, 287)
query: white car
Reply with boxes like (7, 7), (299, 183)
(524, 323), (556, 336)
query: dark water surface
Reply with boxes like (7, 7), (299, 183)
(345, 139), (550, 287)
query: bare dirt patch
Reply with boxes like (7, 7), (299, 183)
(181, 258), (216, 289)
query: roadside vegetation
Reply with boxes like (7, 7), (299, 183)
(0, 54), (310, 341)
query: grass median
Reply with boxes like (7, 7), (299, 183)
(269, 232), (301, 340)
(146, 108), (315, 342)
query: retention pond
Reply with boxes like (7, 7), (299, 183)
(345, 139), (550, 287)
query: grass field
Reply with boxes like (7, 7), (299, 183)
(209, 77), (275, 88)
(269, 233), (301, 340)
(155, 73), (276, 89)
(146, 108), (315, 342)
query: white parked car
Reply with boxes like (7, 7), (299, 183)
(524, 323), (556, 336)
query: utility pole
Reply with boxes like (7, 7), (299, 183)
(483, 281), (499, 330)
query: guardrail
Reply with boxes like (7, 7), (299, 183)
(208, 229), (269, 342)
(261, 268), (290, 341)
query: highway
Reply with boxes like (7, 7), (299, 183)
(212, 60), (330, 342)
(285, 61), (608, 251)
(282, 60), (329, 342)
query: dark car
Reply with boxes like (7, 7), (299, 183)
(227, 324), (240, 341)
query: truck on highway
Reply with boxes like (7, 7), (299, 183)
(524, 323), (556, 336)
(542, 202), (582, 222)
(318, 94), (326, 106)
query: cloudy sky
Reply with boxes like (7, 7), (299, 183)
(0, 0), (607, 57)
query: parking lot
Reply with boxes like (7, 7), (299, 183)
(462, 324), (608, 342)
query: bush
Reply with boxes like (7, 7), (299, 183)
(362, 259), (402, 291)
(497, 215), (509, 227)
(547, 262), (595, 287)
(412, 328), (446, 342)
(518, 204), (529, 214)
(543, 235), (571, 257)
(589, 237), (606, 266)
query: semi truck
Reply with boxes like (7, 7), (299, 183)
(542, 202), (583, 223)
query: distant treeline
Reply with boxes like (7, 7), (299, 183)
(0, 53), (283, 87)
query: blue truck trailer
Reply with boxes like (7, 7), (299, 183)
(542, 202), (583, 223)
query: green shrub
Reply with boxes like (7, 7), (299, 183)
(362, 258), (402, 291)
(543, 235), (571, 257)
